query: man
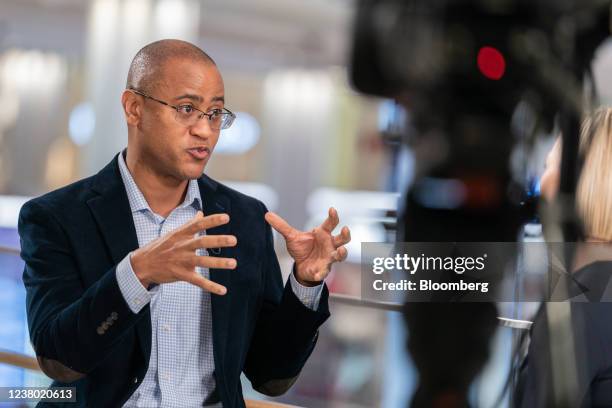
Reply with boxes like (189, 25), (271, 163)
(19, 39), (351, 407)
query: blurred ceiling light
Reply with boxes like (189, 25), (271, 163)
(264, 70), (334, 118)
(154, 0), (199, 39)
(121, 0), (150, 42)
(88, 0), (119, 69)
(0, 89), (19, 129)
(0, 49), (66, 94)
(69, 102), (96, 146)
(216, 112), (261, 154)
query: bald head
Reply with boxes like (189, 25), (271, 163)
(126, 39), (216, 92)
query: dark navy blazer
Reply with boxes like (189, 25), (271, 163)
(19, 154), (330, 407)
(517, 261), (612, 407)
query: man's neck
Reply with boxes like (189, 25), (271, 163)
(125, 150), (188, 219)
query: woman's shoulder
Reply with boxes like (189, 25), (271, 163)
(571, 260), (612, 302)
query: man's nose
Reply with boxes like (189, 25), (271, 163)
(189, 117), (215, 139)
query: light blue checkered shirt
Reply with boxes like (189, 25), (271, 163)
(115, 152), (322, 407)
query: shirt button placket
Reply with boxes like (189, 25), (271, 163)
(158, 286), (173, 400)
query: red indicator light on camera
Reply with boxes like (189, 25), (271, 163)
(477, 46), (506, 80)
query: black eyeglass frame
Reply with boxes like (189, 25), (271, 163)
(127, 87), (236, 130)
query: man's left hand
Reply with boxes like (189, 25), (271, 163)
(265, 207), (351, 286)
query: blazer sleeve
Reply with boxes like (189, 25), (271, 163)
(19, 200), (147, 378)
(243, 202), (331, 396)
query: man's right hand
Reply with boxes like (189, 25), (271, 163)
(130, 211), (236, 295)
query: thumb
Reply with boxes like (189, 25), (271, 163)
(264, 211), (295, 239)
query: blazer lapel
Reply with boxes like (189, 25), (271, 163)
(86, 156), (140, 264)
(198, 175), (233, 391)
(85, 154), (151, 363)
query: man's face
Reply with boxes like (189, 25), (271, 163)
(136, 57), (225, 181)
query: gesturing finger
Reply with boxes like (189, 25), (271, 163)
(332, 226), (351, 248)
(193, 255), (237, 270)
(183, 234), (237, 251)
(182, 272), (227, 295)
(331, 246), (348, 263)
(321, 207), (340, 233)
(182, 212), (230, 236)
(264, 211), (296, 239)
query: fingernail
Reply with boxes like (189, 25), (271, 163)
(218, 287), (227, 295)
(227, 260), (236, 268)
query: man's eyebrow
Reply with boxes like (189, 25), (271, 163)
(173, 94), (225, 104)
(174, 93), (203, 103)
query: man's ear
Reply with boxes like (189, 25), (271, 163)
(121, 90), (141, 127)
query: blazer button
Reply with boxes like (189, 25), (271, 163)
(133, 376), (138, 383)
(96, 327), (104, 335)
(111, 312), (118, 320)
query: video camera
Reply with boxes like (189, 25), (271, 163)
(350, 1), (611, 406)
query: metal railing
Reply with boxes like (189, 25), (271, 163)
(330, 292), (532, 329)
(0, 245), (19, 255)
(0, 349), (40, 371)
(328, 292), (403, 312)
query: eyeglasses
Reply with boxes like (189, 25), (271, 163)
(127, 88), (236, 130)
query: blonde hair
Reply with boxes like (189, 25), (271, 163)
(576, 107), (612, 240)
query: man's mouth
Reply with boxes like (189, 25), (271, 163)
(187, 147), (209, 160)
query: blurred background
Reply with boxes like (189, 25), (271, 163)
(1, 0), (612, 407)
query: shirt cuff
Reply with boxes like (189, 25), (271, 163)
(116, 252), (159, 314)
(289, 265), (324, 311)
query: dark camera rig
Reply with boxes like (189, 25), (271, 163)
(350, 1), (611, 406)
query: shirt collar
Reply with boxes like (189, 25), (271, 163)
(117, 149), (202, 215)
